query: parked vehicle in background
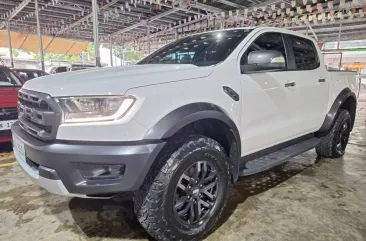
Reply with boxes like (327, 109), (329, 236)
(48, 64), (96, 74)
(12, 68), (48, 82)
(12, 27), (359, 241)
(0, 66), (22, 143)
(48, 66), (68, 74)
(70, 63), (96, 71)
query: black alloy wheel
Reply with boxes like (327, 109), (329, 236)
(134, 136), (230, 241)
(174, 161), (220, 226)
(335, 119), (350, 155)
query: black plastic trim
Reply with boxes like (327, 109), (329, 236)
(144, 102), (242, 182)
(240, 133), (314, 165)
(223, 86), (240, 101)
(38, 166), (60, 180)
(317, 88), (357, 134)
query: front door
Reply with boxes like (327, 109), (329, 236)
(238, 31), (297, 155)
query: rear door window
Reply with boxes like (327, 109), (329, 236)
(287, 35), (319, 70)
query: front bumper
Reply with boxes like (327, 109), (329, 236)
(11, 122), (165, 197)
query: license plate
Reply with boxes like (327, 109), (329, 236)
(0, 120), (16, 131)
(13, 134), (26, 163)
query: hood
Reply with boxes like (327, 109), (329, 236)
(23, 64), (214, 97)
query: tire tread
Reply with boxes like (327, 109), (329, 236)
(134, 135), (229, 241)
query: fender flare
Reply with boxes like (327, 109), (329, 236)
(145, 103), (241, 182)
(317, 88), (357, 134)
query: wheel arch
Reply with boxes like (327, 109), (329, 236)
(317, 88), (357, 135)
(145, 103), (242, 183)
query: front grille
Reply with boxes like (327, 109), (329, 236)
(18, 89), (62, 141)
(0, 107), (17, 121)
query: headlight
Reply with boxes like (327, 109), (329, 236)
(56, 95), (135, 123)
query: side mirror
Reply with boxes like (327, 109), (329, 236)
(241, 50), (286, 73)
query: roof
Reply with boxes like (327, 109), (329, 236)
(0, 0), (365, 53)
(12, 68), (44, 72)
(0, 30), (89, 55)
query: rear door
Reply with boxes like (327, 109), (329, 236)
(284, 34), (329, 135)
(238, 31), (297, 154)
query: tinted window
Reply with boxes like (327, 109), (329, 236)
(27, 72), (35, 80)
(139, 29), (252, 66)
(0, 68), (22, 86)
(288, 35), (319, 70)
(240, 32), (287, 72)
(16, 71), (29, 81)
(56, 67), (67, 73)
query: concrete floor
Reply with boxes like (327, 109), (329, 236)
(0, 93), (365, 241)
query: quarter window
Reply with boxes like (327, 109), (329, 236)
(288, 35), (319, 70)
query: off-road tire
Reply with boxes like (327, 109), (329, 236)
(316, 109), (351, 158)
(134, 136), (230, 241)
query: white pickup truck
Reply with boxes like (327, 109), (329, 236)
(12, 27), (359, 241)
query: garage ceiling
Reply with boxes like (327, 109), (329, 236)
(0, 0), (365, 53)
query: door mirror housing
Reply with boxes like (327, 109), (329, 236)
(241, 50), (286, 73)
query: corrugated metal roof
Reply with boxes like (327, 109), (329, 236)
(0, 0), (365, 53)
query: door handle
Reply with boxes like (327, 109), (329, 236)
(284, 82), (296, 87)
(318, 78), (326, 83)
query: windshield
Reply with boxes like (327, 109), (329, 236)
(0, 68), (22, 87)
(138, 29), (252, 66)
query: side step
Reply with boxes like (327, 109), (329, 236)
(239, 137), (320, 176)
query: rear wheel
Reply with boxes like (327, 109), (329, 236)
(316, 109), (351, 158)
(134, 136), (230, 241)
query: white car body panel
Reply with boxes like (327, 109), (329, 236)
(23, 64), (213, 97)
(20, 27), (359, 156)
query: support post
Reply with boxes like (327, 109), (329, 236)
(35, 0), (44, 71)
(6, 22), (14, 68)
(147, 23), (151, 54)
(109, 37), (113, 67)
(337, 23), (342, 50)
(220, 19), (224, 29)
(122, 47), (125, 65)
(175, 28), (178, 40)
(92, 0), (101, 67)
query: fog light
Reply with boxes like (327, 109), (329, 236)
(79, 163), (125, 180)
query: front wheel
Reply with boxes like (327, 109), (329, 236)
(316, 109), (351, 158)
(134, 136), (230, 241)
